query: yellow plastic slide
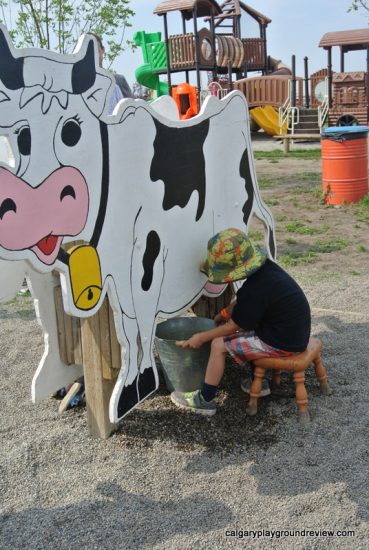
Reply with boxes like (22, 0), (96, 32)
(250, 106), (286, 136)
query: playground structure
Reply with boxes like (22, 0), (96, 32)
(315, 28), (369, 126)
(134, 0), (296, 134)
(133, 3), (369, 137)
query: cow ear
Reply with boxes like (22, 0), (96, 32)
(81, 72), (114, 118)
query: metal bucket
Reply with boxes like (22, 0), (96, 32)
(155, 317), (215, 392)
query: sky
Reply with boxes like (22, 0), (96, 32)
(113, 0), (369, 88)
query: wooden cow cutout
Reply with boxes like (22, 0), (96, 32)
(0, 26), (276, 422)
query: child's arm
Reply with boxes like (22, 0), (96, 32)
(181, 319), (239, 349)
(214, 299), (236, 324)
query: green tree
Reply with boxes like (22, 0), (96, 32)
(0, 0), (134, 67)
(348, 0), (369, 15)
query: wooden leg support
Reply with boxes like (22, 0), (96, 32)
(81, 316), (118, 439)
(293, 370), (310, 424)
(272, 369), (281, 387)
(246, 366), (265, 416)
(313, 356), (332, 396)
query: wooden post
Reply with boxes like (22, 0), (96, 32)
(327, 47), (332, 108)
(163, 14), (172, 94)
(304, 56), (310, 108)
(210, 12), (217, 82)
(340, 46), (344, 73)
(193, 6), (201, 109)
(367, 46), (369, 124)
(291, 54), (296, 107)
(81, 311), (118, 439)
(182, 14), (189, 84)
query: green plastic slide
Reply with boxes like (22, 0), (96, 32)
(133, 30), (169, 97)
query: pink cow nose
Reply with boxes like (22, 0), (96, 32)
(0, 166), (89, 265)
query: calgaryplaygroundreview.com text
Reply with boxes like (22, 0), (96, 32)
(224, 529), (356, 540)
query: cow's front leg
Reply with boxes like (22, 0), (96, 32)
(109, 312), (140, 420)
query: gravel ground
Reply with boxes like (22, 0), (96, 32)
(1, 134), (369, 549)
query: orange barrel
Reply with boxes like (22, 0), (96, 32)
(321, 126), (369, 205)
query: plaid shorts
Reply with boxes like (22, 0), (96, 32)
(224, 331), (297, 366)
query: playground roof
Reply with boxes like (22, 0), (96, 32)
(319, 29), (369, 52)
(154, 0), (222, 20)
(239, 2), (271, 25)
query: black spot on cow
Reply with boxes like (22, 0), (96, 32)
(150, 118), (209, 221)
(240, 148), (254, 225)
(141, 231), (161, 291)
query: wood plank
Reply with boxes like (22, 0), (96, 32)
(63, 309), (74, 365)
(108, 302), (122, 371)
(54, 286), (68, 365)
(99, 298), (113, 380)
(71, 316), (83, 365)
(81, 314), (118, 439)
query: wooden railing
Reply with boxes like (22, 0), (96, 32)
(241, 38), (265, 69)
(169, 33), (195, 68)
(234, 75), (303, 108)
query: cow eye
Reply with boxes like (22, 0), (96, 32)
(61, 118), (82, 147)
(17, 127), (31, 156)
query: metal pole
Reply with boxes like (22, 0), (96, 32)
(163, 14), (172, 94)
(304, 56), (310, 108)
(291, 54), (296, 107)
(327, 47), (332, 108)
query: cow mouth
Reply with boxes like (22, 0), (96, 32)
(36, 235), (59, 255)
(31, 234), (63, 265)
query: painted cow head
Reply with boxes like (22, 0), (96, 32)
(0, 25), (115, 270)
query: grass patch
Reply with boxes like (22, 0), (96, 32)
(265, 198), (279, 206)
(285, 237), (298, 245)
(276, 215), (288, 222)
(357, 245), (369, 253)
(299, 172), (321, 182)
(279, 250), (318, 267)
(254, 149), (321, 160)
(311, 238), (349, 253)
(285, 220), (329, 235)
(248, 230), (263, 241)
(355, 194), (369, 224)
(259, 178), (274, 189)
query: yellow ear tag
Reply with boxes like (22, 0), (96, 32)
(68, 245), (102, 310)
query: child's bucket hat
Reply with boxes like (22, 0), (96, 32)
(201, 228), (267, 283)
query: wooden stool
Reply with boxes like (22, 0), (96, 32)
(246, 337), (332, 424)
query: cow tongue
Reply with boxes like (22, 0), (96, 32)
(36, 235), (59, 255)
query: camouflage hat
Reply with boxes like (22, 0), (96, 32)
(200, 228), (267, 283)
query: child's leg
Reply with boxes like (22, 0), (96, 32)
(204, 336), (227, 386)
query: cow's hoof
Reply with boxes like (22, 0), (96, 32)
(117, 378), (139, 419)
(137, 367), (157, 400)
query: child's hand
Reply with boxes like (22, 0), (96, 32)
(181, 333), (205, 349)
(214, 312), (225, 325)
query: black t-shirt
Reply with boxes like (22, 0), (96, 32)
(231, 260), (311, 352)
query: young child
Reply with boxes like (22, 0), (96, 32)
(171, 228), (311, 416)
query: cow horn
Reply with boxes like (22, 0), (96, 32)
(71, 40), (96, 94)
(0, 27), (24, 90)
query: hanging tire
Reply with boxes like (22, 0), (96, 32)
(215, 35), (224, 67)
(233, 38), (244, 68)
(336, 114), (358, 126)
